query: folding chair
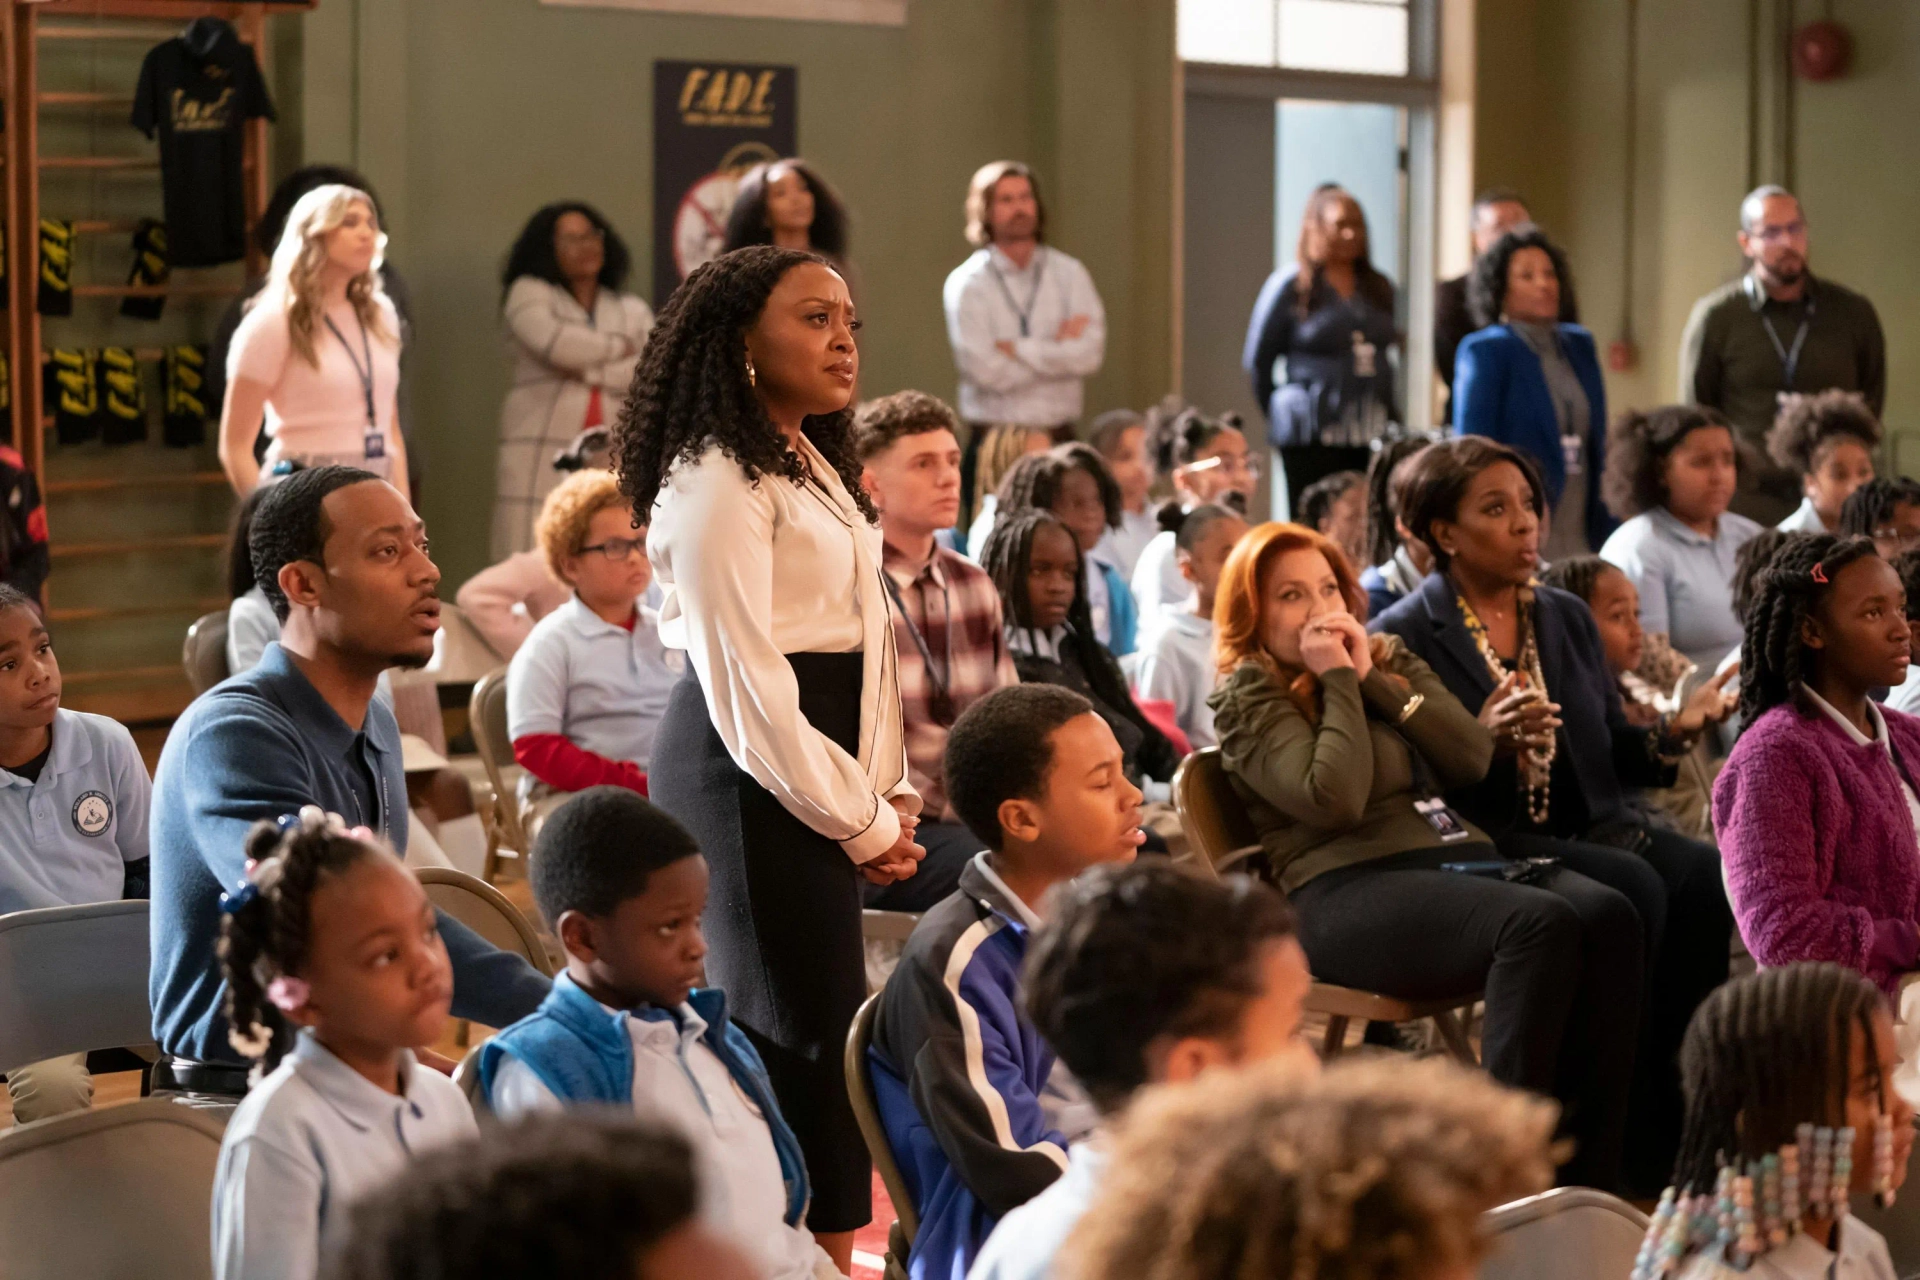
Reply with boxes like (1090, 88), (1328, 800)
(415, 867), (555, 980)
(846, 992), (915, 1280)
(453, 1040), (492, 1119)
(1477, 1186), (1649, 1280)
(467, 666), (525, 882)
(181, 609), (231, 696)
(0, 900), (153, 1078)
(0, 1098), (227, 1280)
(1171, 748), (1482, 1062)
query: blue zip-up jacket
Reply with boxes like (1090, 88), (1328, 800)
(1094, 560), (1138, 658)
(870, 855), (1069, 1280)
(478, 971), (809, 1225)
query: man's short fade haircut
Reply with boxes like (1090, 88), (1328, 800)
(530, 786), (703, 928)
(1025, 862), (1297, 1114)
(854, 390), (962, 463)
(943, 683), (1095, 851)
(324, 1111), (698, 1280)
(249, 464), (382, 623)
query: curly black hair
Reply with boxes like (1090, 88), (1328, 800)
(530, 787), (702, 929)
(613, 245), (873, 522)
(1364, 435), (1435, 567)
(501, 201), (632, 303)
(1736, 532), (1879, 729)
(1467, 226), (1580, 329)
(325, 1112), (698, 1280)
(1601, 404), (1736, 520)
(1148, 406), (1243, 479)
(1766, 389), (1882, 475)
(219, 810), (386, 1070)
(720, 159), (849, 260)
(996, 444), (1122, 531)
(1839, 477), (1920, 540)
(1025, 863), (1296, 1115)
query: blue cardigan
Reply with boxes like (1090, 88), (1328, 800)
(1453, 322), (1614, 552)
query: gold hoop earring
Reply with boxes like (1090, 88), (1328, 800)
(746, 357), (757, 387)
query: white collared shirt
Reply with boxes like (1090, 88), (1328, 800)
(1096, 507), (1160, 579)
(505, 594), (681, 777)
(1676, 1215), (1896, 1280)
(943, 244), (1106, 427)
(0, 708), (150, 914)
(1133, 605), (1218, 748)
(489, 999), (831, 1280)
(1131, 529), (1188, 610)
(1805, 686), (1920, 853)
(212, 1032), (476, 1280)
(1778, 496), (1831, 535)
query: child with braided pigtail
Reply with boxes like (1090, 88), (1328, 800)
(211, 807), (475, 1280)
(1713, 533), (1920, 991)
(1632, 963), (1912, 1280)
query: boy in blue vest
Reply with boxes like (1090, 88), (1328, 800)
(479, 786), (835, 1280)
(869, 684), (1146, 1280)
(0, 584), (151, 1122)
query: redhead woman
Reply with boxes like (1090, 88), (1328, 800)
(220, 186), (406, 495)
(618, 245), (922, 1271)
(1208, 521), (1644, 1191)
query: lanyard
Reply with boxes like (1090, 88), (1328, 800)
(1748, 275), (1815, 388)
(881, 566), (952, 701)
(323, 311), (378, 431)
(985, 248), (1046, 338)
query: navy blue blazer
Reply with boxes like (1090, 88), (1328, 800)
(1453, 322), (1615, 551)
(1369, 573), (1674, 837)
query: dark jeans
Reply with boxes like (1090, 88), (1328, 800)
(863, 820), (982, 913)
(1501, 827), (1732, 1195)
(1290, 843), (1646, 1191)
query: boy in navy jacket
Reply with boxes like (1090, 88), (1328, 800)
(870, 685), (1146, 1280)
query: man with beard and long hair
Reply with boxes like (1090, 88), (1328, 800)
(1680, 186), (1885, 524)
(148, 466), (550, 1101)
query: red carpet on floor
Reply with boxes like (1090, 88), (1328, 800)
(851, 1171), (895, 1279)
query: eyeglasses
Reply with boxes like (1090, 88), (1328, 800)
(1873, 527), (1920, 552)
(557, 228), (606, 249)
(1751, 220), (1806, 243)
(578, 537), (646, 561)
(1184, 453), (1263, 478)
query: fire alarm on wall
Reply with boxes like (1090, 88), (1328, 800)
(1791, 19), (1852, 81)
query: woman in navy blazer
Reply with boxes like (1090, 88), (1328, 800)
(1370, 435), (1734, 1195)
(1453, 227), (1613, 558)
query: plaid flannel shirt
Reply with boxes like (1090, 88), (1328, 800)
(883, 540), (1018, 821)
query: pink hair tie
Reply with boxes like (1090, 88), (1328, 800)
(1811, 563), (1829, 585)
(265, 975), (311, 1013)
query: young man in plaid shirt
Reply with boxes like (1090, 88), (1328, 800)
(857, 391), (1018, 911)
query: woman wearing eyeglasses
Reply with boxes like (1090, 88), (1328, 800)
(505, 468), (679, 837)
(494, 202), (655, 559)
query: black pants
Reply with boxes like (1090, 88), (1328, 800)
(863, 820), (982, 913)
(1503, 826), (1733, 1195)
(1292, 843), (1645, 1190)
(1279, 444), (1372, 519)
(649, 654), (873, 1231)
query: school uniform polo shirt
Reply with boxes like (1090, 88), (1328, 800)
(0, 708), (149, 914)
(1599, 506), (1762, 674)
(505, 596), (679, 773)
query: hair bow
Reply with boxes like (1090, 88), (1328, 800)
(1811, 562), (1829, 585)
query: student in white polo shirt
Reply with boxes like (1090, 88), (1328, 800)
(0, 584), (151, 1123)
(508, 469), (678, 835)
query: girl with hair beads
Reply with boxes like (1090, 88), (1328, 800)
(1714, 534), (1920, 990)
(1631, 963), (1912, 1280)
(211, 808), (474, 1280)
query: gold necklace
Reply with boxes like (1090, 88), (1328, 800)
(1456, 583), (1555, 826)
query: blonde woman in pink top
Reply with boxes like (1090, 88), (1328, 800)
(220, 185), (407, 495)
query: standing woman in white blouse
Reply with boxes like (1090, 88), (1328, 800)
(492, 202), (654, 558)
(619, 244), (924, 1271)
(220, 185), (407, 496)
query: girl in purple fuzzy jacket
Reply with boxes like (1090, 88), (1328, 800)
(1715, 532), (1920, 995)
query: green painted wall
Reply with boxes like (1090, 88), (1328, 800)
(300, 0), (1176, 587)
(1473, 0), (1920, 471)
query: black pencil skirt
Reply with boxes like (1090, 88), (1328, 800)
(649, 651), (873, 1232)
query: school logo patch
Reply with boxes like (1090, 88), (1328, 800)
(71, 790), (111, 837)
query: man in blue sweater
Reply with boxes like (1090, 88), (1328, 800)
(150, 466), (550, 1092)
(869, 684), (1145, 1280)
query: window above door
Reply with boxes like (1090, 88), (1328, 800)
(1178, 0), (1411, 76)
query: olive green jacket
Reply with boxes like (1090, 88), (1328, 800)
(1207, 636), (1495, 893)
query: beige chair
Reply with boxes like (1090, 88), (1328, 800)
(453, 1040), (492, 1119)
(467, 666), (524, 881)
(0, 900), (152, 1076)
(0, 1098), (227, 1280)
(1171, 748), (1481, 1062)
(415, 867), (555, 979)
(181, 609), (231, 696)
(1476, 1186), (1649, 1280)
(846, 992), (915, 1279)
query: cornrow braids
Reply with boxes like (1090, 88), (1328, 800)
(612, 245), (873, 523)
(217, 808), (384, 1071)
(1539, 554), (1614, 607)
(1736, 533), (1877, 730)
(1364, 435), (1432, 566)
(980, 508), (1176, 779)
(1639, 964), (1890, 1278)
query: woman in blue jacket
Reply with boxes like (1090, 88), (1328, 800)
(1454, 227), (1611, 560)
